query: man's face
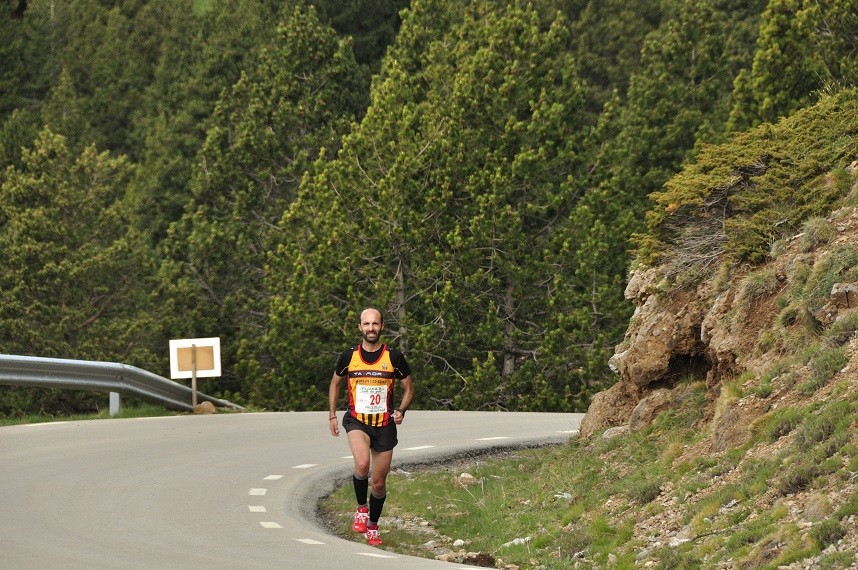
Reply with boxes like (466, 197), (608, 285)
(359, 310), (383, 344)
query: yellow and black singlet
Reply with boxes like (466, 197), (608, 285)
(345, 344), (396, 427)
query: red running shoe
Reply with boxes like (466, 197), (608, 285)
(365, 523), (382, 546)
(352, 506), (368, 533)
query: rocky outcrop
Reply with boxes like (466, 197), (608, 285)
(579, 381), (639, 438)
(608, 268), (707, 388)
(582, 204), (858, 440)
(580, 265), (716, 438)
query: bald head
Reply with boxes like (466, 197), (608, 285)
(358, 307), (384, 348)
(360, 307), (383, 325)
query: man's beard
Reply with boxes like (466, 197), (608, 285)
(363, 331), (379, 343)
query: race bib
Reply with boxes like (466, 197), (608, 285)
(355, 384), (388, 415)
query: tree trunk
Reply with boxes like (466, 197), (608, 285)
(502, 283), (515, 378)
(395, 257), (408, 352)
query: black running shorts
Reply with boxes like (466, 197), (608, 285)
(342, 412), (398, 452)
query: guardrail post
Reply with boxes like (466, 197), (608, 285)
(109, 392), (121, 417)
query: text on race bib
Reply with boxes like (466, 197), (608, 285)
(355, 384), (388, 415)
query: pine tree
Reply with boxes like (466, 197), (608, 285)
(265, 1), (612, 411)
(728, 0), (858, 131)
(158, 4), (365, 402)
(0, 129), (158, 414)
(128, 0), (281, 243)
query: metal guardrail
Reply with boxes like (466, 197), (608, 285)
(0, 354), (243, 414)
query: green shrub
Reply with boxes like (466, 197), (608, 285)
(793, 401), (852, 449)
(777, 458), (820, 495)
(755, 407), (803, 442)
(635, 90), (858, 266)
(809, 518), (845, 549)
(831, 167), (858, 206)
(798, 346), (848, 394)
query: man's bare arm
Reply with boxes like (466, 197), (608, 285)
(328, 372), (343, 436)
(393, 375), (414, 424)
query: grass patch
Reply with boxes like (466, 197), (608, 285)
(799, 346), (848, 395)
(798, 216), (836, 252)
(736, 268), (781, 318)
(753, 406), (803, 443)
(792, 400), (854, 449)
(809, 518), (846, 549)
(825, 309), (858, 346)
(802, 244), (858, 312)
(0, 403), (177, 426)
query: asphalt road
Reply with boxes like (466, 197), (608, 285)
(1, 410), (582, 569)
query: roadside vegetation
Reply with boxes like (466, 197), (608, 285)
(323, 375), (858, 568)
(0, 402), (176, 427)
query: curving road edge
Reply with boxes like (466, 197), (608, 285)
(2, 410), (582, 569)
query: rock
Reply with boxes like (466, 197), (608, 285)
(193, 401), (217, 414)
(611, 281), (706, 387)
(501, 537), (531, 548)
(814, 282), (858, 325)
(830, 282), (858, 308)
(580, 381), (640, 438)
(452, 473), (480, 487)
(602, 425), (629, 440)
(629, 388), (675, 432)
(668, 526), (693, 548)
(624, 266), (661, 304)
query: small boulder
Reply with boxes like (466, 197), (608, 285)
(193, 401), (217, 415)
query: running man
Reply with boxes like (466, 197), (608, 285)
(328, 307), (414, 546)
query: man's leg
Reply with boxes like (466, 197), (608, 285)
(365, 448), (392, 546)
(347, 430), (372, 532)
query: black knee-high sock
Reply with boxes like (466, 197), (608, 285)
(369, 492), (386, 524)
(353, 474), (368, 506)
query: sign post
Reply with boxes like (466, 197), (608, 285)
(169, 338), (221, 408)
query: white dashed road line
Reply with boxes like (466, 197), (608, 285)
(294, 538), (325, 545)
(260, 522), (282, 529)
(264, 474), (284, 480)
(292, 464), (317, 469)
(248, 506), (266, 512)
(475, 436), (509, 441)
(248, 488), (267, 496)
